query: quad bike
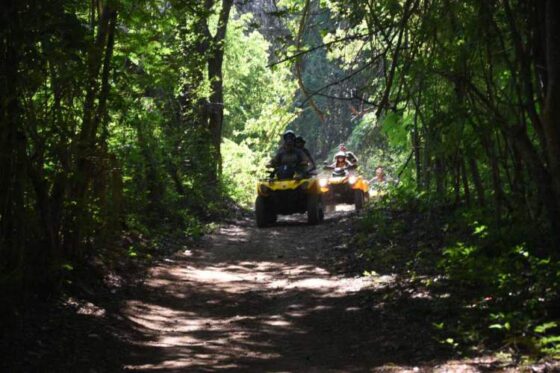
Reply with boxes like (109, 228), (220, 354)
(369, 183), (388, 199)
(255, 166), (324, 228)
(319, 165), (369, 211)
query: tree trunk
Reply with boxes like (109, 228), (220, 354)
(413, 100), (422, 191)
(461, 157), (471, 207)
(510, 127), (560, 236)
(541, 0), (560, 213)
(435, 157), (444, 196)
(295, 0), (325, 123)
(0, 0), (26, 273)
(453, 160), (461, 206)
(206, 0), (234, 183)
(66, 5), (117, 257)
(481, 131), (503, 220)
(468, 157), (485, 207)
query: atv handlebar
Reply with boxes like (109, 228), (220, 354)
(323, 164), (356, 171)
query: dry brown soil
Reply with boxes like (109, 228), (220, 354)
(9, 208), (550, 372)
(117, 208), (505, 372)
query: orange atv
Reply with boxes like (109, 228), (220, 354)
(319, 166), (369, 211)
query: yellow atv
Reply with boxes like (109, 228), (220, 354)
(255, 168), (324, 228)
(319, 166), (369, 211)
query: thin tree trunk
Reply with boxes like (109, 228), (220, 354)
(435, 157), (444, 196)
(0, 0), (26, 272)
(461, 157), (471, 207)
(66, 5), (117, 256)
(453, 158), (461, 206)
(295, 0), (325, 123)
(207, 0), (233, 182)
(468, 157), (485, 207)
(422, 124), (431, 190)
(541, 0), (560, 213)
(412, 98), (422, 191)
(481, 131), (503, 220)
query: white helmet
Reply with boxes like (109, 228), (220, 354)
(334, 151), (347, 159)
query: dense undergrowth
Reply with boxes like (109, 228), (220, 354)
(355, 189), (560, 362)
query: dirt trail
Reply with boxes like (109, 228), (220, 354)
(7, 207), (554, 372)
(118, 209), (486, 372)
(122, 209), (375, 371)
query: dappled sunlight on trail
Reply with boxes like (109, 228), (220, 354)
(119, 211), (513, 372)
(122, 212), (387, 371)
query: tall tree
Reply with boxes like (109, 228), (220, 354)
(179, 0), (233, 188)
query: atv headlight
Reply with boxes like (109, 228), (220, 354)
(348, 175), (358, 184)
(319, 178), (328, 187)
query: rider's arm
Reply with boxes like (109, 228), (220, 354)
(301, 150), (315, 171)
(269, 150), (283, 167)
(297, 150), (309, 172)
(306, 149), (316, 170)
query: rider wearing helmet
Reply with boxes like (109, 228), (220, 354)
(269, 130), (308, 178)
(330, 151), (353, 169)
(295, 136), (315, 170)
(283, 130), (296, 142)
(338, 143), (358, 166)
(275, 130), (297, 152)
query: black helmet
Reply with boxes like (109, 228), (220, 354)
(283, 130), (296, 141)
(295, 136), (305, 145)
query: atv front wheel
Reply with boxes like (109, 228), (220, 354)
(267, 211), (277, 224)
(307, 195), (321, 225)
(318, 199), (325, 222)
(255, 196), (269, 228)
(354, 190), (364, 211)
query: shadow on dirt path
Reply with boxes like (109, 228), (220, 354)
(5, 207), (528, 372)
(117, 209), (463, 372)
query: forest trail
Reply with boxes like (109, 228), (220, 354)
(119, 209), (491, 372)
(123, 209), (374, 371)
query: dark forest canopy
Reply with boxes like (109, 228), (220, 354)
(1, 0), (560, 358)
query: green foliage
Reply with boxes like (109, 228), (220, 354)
(437, 217), (560, 357)
(356, 191), (560, 360)
(0, 0), (236, 296)
(221, 139), (262, 207)
(220, 12), (298, 206)
(314, 0), (560, 237)
(2, 3), (560, 366)
(343, 112), (411, 178)
(223, 13), (296, 143)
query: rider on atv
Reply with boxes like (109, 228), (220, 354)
(322, 150), (367, 211)
(269, 130), (309, 179)
(329, 151), (354, 169)
(295, 136), (316, 170)
(338, 144), (358, 167)
(257, 130), (324, 227)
